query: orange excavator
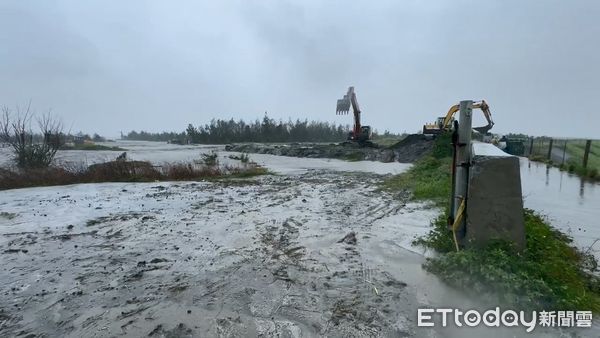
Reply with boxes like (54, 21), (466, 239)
(423, 100), (495, 135)
(336, 86), (372, 143)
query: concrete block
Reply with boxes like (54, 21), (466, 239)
(463, 143), (526, 250)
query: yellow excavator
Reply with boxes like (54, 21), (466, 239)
(423, 100), (495, 135)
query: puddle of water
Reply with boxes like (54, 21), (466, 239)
(520, 158), (600, 256)
(224, 151), (411, 175)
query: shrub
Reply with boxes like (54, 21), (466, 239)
(164, 163), (221, 180)
(0, 159), (268, 190)
(0, 106), (63, 169)
(201, 152), (219, 166)
(86, 160), (162, 182)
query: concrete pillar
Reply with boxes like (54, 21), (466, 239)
(465, 144), (526, 250)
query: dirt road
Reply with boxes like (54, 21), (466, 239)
(1, 169), (453, 337)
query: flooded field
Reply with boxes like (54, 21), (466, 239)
(520, 158), (600, 259)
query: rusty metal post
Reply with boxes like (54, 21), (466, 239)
(547, 138), (554, 161)
(451, 100), (473, 242)
(583, 140), (592, 169)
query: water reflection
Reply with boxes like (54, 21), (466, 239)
(520, 158), (600, 259)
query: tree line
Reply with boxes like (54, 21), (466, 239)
(123, 117), (352, 144)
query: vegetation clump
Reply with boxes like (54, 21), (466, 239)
(228, 153), (251, 163)
(1, 105), (63, 169)
(418, 209), (600, 311)
(200, 152), (219, 166)
(0, 159), (269, 190)
(60, 143), (125, 151)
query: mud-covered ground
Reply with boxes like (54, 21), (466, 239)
(1, 169), (454, 337)
(225, 135), (433, 163)
(2, 167), (597, 337)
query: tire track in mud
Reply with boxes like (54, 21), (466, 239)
(1, 171), (422, 337)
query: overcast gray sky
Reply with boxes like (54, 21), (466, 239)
(1, 0), (598, 138)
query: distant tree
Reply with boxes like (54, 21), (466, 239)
(124, 117), (351, 144)
(92, 133), (106, 142)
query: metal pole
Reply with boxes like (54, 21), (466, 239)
(583, 140), (592, 169)
(452, 100), (473, 242)
(547, 138), (553, 161)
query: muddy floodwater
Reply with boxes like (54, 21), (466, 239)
(1, 142), (599, 337)
(1, 168), (454, 337)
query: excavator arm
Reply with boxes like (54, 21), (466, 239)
(439, 100), (495, 134)
(336, 86), (362, 138)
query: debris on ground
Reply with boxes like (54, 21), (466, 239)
(337, 231), (357, 245)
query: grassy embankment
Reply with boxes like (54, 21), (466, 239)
(0, 153), (269, 190)
(529, 140), (599, 181)
(381, 133), (600, 311)
(563, 141), (599, 180)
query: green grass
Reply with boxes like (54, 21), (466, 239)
(380, 132), (452, 205)
(529, 139), (599, 181)
(418, 209), (600, 311)
(387, 131), (600, 311)
(562, 141), (600, 180)
(566, 140), (600, 171)
(380, 156), (451, 204)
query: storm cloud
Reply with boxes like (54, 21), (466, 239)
(1, 0), (598, 138)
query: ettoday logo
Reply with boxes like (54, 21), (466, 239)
(417, 308), (592, 332)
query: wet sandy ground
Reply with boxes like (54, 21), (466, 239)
(1, 170), (451, 337)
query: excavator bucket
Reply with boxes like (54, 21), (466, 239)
(473, 124), (494, 134)
(336, 95), (351, 115)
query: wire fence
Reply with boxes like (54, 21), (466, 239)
(523, 138), (598, 175)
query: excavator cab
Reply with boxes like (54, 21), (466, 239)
(348, 125), (372, 142)
(423, 100), (493, 135)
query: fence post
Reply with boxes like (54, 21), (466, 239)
(583, 140), (592, 169)
(562, 140), (568, 166)
(547, 138), (554, 160)
(529, 137), (534, 156)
